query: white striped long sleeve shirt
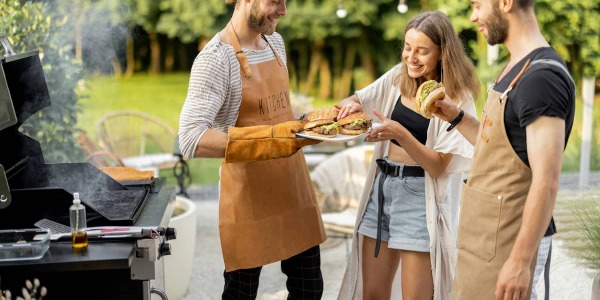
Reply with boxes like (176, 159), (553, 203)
(178, 32), (287, 160)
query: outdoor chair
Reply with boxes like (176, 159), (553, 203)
(96, 110), (179, 175)
(96, 110), (191, 196)
(310, 144), (374, 259)
(77, 131), (124, 168)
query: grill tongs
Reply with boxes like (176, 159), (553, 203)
(34, 220), (176, 241)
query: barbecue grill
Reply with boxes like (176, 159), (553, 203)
(0, 36), (176, 299)
(0, 46), (150, 227)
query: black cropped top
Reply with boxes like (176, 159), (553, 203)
(390, 96), (430, 146)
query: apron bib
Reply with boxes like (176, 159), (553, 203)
(219, 24), (325, 272)
(452, 61), (536, 299)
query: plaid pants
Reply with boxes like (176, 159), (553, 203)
(222, 245), (323, 300)
(531, 236), (552, 300)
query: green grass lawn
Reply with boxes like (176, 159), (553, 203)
(78, 73), (599, 186)
(78, 73), (190, 142)
(78, 73), (221, 186)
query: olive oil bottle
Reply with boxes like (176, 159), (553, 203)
(69, 192), (88, 248)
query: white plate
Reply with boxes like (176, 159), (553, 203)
(296, 123), (380, 142)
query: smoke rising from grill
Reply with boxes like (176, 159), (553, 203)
(1, 1), (141, 197)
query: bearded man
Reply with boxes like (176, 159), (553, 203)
(178, 0), (326, 299)
(435, 0), (575, 299)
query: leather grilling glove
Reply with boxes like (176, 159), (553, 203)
(225, 120), (321, 163)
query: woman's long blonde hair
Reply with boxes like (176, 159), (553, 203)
(395, 11), (480, 101)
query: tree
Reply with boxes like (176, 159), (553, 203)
(0, 0), (84, 163)
(157, 0), (229, 44)
(279, 0), (398, 99)
(537, 0), (600, 80)
(132, 0), (163, 75)
(156, 0), (230, 71)
(535, 0), (600, 179)
(98, 0), (139, 77)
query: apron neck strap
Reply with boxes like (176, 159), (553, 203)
(263, 35), (283, 67)
(227, 22), (254, 78)
(500, 58), (531, 103)
(508, 58), (531, 90)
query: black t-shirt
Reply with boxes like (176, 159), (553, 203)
(493, 47), (575, 166)
(493, 47), (575, 237)
(389, 96), (430, 146)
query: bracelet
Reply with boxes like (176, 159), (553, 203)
(446, 109), (464, 132)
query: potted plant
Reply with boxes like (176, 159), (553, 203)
(164, 196), (198, 300)
(566, 192), (600, 300)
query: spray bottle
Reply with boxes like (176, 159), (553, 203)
(69, 192), (88, 248)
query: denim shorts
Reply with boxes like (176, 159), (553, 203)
(357, 158), (430, 252)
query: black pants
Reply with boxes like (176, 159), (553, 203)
(222, 245), (323, 300)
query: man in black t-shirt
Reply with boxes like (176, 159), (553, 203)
(493, 45), (575, 300)
(435, 0), (575, 299)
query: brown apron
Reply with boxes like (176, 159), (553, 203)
(451, 61), (538, 299)
(219, 24), (326, 272)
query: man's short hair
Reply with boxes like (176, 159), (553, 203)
(495, 0), (534, 9)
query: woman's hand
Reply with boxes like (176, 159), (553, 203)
(365, 109), (408, 143)
(335, 95), (362, 120)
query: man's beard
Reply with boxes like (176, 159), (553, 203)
(248, 1), (276, 35)
(484, 5), (509, 45)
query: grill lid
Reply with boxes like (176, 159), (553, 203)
(0, 37), (154, 228)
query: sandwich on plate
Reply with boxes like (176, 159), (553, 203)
(337, 112), (372, 135)
(303, 106), (340, 137)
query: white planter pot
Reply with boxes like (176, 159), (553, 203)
(593, 273), (600, 300)
(164, 196), (198, 300)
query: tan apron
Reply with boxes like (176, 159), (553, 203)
(451, 61), (537, 299)
(219, 24), (326, 272)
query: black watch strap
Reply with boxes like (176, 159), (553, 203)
(446, 109), (464, 132)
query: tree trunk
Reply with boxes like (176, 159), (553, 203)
(287, 45), (298, 92)
(332, 39), (344, 100)
(305, 40), (324, 95)
(125, 27), (135, 78)
(198, 38), (209, 52)
(149, 31), (161, 75)
(358, 40), (376, 88)
(297, 42), (310, 94)
(318, 55), (332, 100)
(111, 55), (123, 77)
(569, 45), (581, 87)
(178, 42), (189, 71)
(165, 39), (175, 73)
(340, 42), (357, 98)
(75, 22), (83, 60)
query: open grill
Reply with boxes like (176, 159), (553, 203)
(0, 40), (156, 229)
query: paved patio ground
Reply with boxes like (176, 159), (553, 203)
(178, 172), (599, 300)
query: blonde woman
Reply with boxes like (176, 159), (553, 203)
(336, 11), (480, 300)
